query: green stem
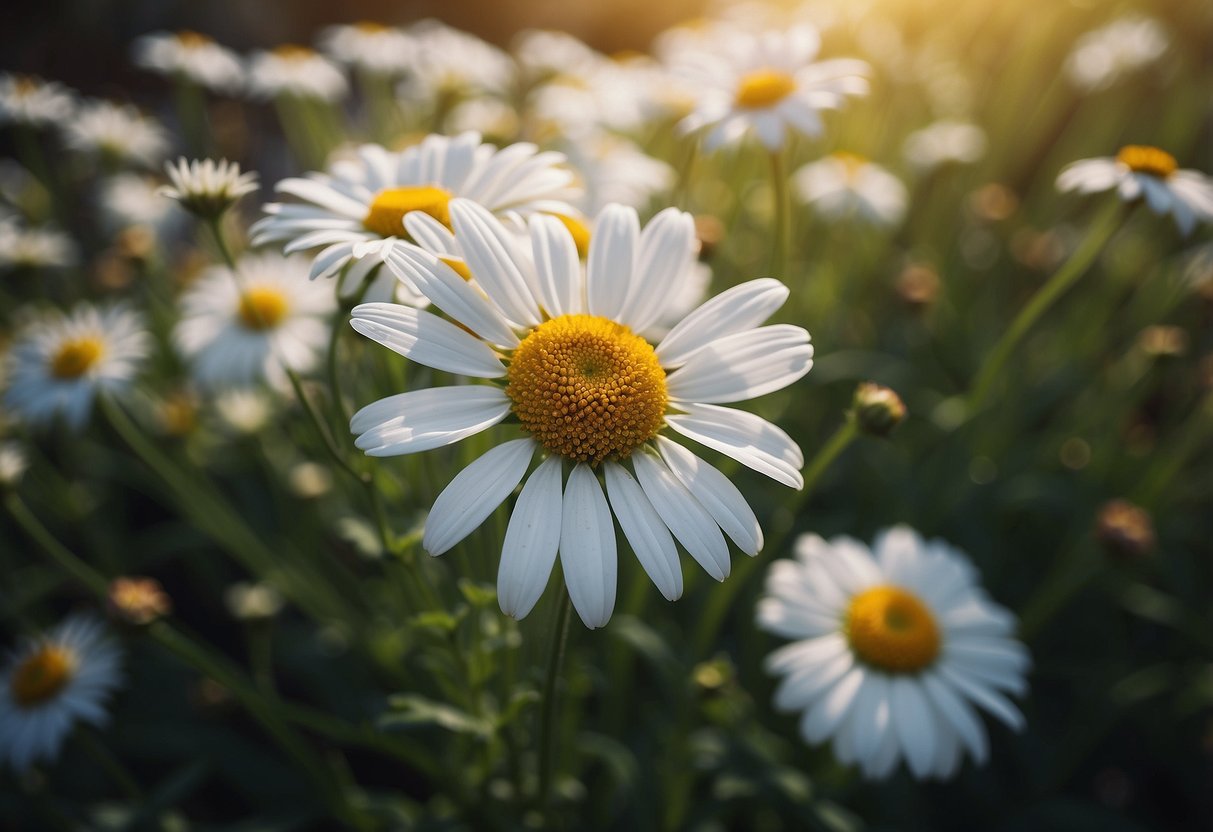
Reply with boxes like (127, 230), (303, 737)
(769, 149), (791, 280)
(174, 78), (212, 158)
(968, 200), (1124, 413)
(76, 727), (142, 799)
(536, 591), (572, 816)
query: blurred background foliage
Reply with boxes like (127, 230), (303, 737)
(1, 0), (1212, 830)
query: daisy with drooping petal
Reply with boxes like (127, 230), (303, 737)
(250, 131), (580, 292)
(174, 253), (336, 390)
(0, 221), (78, 272)
(0, 616), (122, 772)
(65, 101), (169, 168)
(793, 152), (908, 228)
(319, 21), (414, 77)
(1065, 16), (1168, 92)
(1057, 146), (1213, 236)
(351, 199), (812, 628)
(903, 120), (987, 172)
(674, 25), (868, 151)
(132, 30), (244, 93)
(4, 304), (149, 430)
(758, 526), (1030, 780)
(247, 45), (348, 102)
(160, 157), (259, 220)
(0, 74), (75, 129)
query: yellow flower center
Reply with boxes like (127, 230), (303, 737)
(176, 30), (212, 48)
(363, 186), (453, 237)
(354, 21), (388, 33)
(553, 213), (591, 259)
(845, 586), (941, 673)
(237, 286), (290, 330)
(735, 69), (796, 109)
(14, 75), (38, 95)
(49, 336), (105, 379)
(507, 314), (667, 464)
(833, 151), (869, 179)
(440, 256), (472, 280)
(272, 44), (315, 61)
(10, 645), (76, 708)
(1115, 145), (1177, 178)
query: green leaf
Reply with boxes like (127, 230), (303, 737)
(381, 694), (493, 737)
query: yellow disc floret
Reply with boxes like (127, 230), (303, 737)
(845, 585), (941, 673)
(1116, 145), (1178, 179)
(272, 44), (316, 61)
(363, 186), (453, 237)
(49, 336), (105, 379)
(237, 286), (290, 330)
(507, 314), (667, 464)
(10, 644), (76, 708)
(553, 214), (592, 259)
(735, 69), (797, 109)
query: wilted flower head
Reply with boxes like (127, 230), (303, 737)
(132, 30), (244, 93)
(1065, 16), (1168, 92)
(0, 73), (75, 128)
(160, 157), (259, 220)
(108, 577), (172, 625)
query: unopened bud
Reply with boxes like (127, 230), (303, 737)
(108, 576), (172, 625)
(852, 383), (906, 436)
(1095, 499), (1155, 559)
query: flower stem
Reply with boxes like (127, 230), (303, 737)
(769, 149), (792, 279)
(536, 591), (573, 816)
(968, 200), (1124, 414)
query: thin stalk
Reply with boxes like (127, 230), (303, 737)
(536, 591), (573, 816)
(76, 728), (142, 799)
(769, 149), (792, 279)
(968, 200), (1124, 413)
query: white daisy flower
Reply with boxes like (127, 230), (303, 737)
(758, 526), (1030, 780)
(1057, 146), (1213, 236)
(352, 199), (812, 628)
(319, 21), (414, 77)
(0, 74), (75, 128)
(132, 30), (244, 93)
(513, 29), (602, 84)
(0, 222), (78, 272)
(3, 304), (149, 430)
(793, 152), (908, 227)
(174, 253), (336, 390)
(250, 131), (580, 291)
(100, 173), (183, 233)
(1065, 16), (1168, 92)
(902, 120), (987, 172)
(0, 616), (122, 772)
(446, 98), (521, 144)
(527, 55), (650, 138)
(675, 25), (868, 151)
(398, 19), (515, 105)
(213, 388), (274, 433)
(160, 157), (259, 220)
(247, 45), (348, 102)
(65, 101), (169, 168)
(561, 132), (676, 214)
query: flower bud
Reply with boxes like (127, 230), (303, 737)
(852, 383), (906, 437)
(108, 576), (172, 625)
(1094, 499), (1155, 559)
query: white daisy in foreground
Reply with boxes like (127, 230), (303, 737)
(352, 199), (812, 628)
(758, 527), (1029, 781)
(1057, 146), (1213, 236)
(132, 30), (244, 93)
(65, 101), (169, 168)
(0, 616), (122, 772)
(794, 152), (908, 227)
(4, 304), (148, 430)
(251, 131), (580, 286)
(674, 25), (868, 151)
(0, 222), (78, 272)
(320, 21), (414, 77)
(1065, 16), (1168, 92)
(160, 157), (259, 220)
(0, 74), (75, 128)
(175, 253), (335, 389)
(903, 120), (987, 172)
(247, 45), (348, 102)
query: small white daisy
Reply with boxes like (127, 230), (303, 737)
(793, 152), (908, 227)
(446, 98), (521, 144)
(675, 25), (868, 151)
(250, 131), (580, 288)
(352, 199), (812, 628)
(132, 30), (244, 93)
(526, 52), (650, 138)
(0, 616), (123, 772)
(65, 101), (169, 168)
(0, 221), (78, 272)
(398, 19), (515, 105)
(160, 157), (259, 220)
(4, 304), (149, 430)
(1065, 16), (1168, 92)
(758, 526), (1030, 780)
(561, 131), (675, 214)
(0, 74), (75, 129)
(174, 253), (336, 390)
(100, 173), (183, 233)
(903, 120), (987, 172)
(247, 45), (348, 102)
(1057, 146), (1213, 236)
(319, 21), (414, 77)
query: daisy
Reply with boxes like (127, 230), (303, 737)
(132, 30), (244, 93)
(65, 101), (169, 168)
(903, 120), (987, 172)
(793, 152), (908, 228)
(1057, 146), (1213, 236)
(0, 616), (122, 772)
(0, 74), (75, 129)
(560, 131), (675, 214)
(319, 21), (414, 77)
(1065, 16), (1168, 92)
(250, 131), (580, 290)
(0, 221), (78, 272)
(174, 253), (336, 390)
(674, 25), (868, 151)
(398, 19), (514, 105)
(352, 199), (812, 628)
(100, 173), (183, 234)
(247, 45), (348, 102)
(160, 157), (259, 220)
(758, 526), (1030, 780)
(3, 304), (149, 430)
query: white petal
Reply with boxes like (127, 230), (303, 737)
(449, 199), (541, 327)
(423, 438), (535, 555)
(498, 456), (563, 619)
(350, 303), (505, 378)
(619, 207), (695, 330)
(586, 204), (639, 320)
(529, 213), (582, 317)
(664, 402), (804, 489)
(560, 463), (617, 628)
(938, 664), (1026, 731)
(920, 671), (989, 764)
(890, 676), (938, 779)
(666, 324), (814, 403)
(632, 452), (730, 580)
(801, 665), (864, 744)
(655, 278), (790, 368)
(351, 386), (510, 456)
(604, 461), (682, 601)
(655, 436), (762, 555)
(850, 672), (892, 764)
